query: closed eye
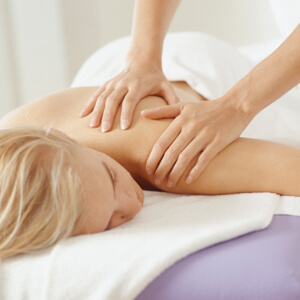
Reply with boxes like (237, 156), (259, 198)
(102, 161), (116, 197)
(111, 169), (118, 185)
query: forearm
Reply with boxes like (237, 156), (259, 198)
(226, 24), (300, 119)
(127, 0), (182, 66)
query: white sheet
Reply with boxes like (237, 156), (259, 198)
(1, 32), (299, 300)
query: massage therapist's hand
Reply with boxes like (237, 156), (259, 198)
(141, 98), (253, 187)
(79, 60), (180, 132)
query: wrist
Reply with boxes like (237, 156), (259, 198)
(223, 75), (262, 120)
(125, 49), (162, 70)
(126, 40), (162, 68)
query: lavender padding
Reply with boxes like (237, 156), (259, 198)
(136, 215), (300, 300)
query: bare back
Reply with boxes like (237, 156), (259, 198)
(0, 82), (205, 191)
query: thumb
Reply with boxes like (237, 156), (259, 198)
(160, 84), (180, 105)
(140, 103), (182, 119)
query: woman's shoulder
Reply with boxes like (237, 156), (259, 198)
(0, 86), (173, 188)
(0, 86), (99, 129)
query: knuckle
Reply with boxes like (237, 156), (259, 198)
(165, 150), (176, 162)
(154, 169), (162, 179)
(180, 114), (190, 124)
(98, 94), (107, 102)
(187, 122), (197, 132)
(106, 95), (116, 103)
(105, 81), (115, 89)
(115, 83), (125, 91)
(168, 169), (179, 183)
(104, 86), (115, 95)
(131, 79), (140, 88)
(119, 77), (129, 85)
(178, 152), (188, 163)
(145, 161), (153, 171)
(96, 85), (106, 94)
(214, 135), (223, 144)
(124, 96), (135, 104)
(200, 154), (209, 164)
(202, 127), (211, 138)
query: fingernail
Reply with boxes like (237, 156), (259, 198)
(167, 180), (173, 187)
(89, 117), (98, 127)
(186, 175), (193, 184)
(154, 177), (161, 185)
(101, 121), (110, 132)
(146, 167), (152, 175)
(121, 119), (129, 130)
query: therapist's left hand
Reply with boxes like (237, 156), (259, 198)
(140, 98), (253, 187)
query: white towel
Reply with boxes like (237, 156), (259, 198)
(1, 32), (299, 300)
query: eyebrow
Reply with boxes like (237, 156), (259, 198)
(101, 161), (115, 198)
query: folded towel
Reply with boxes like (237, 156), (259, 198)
(1, 32), (299, 300)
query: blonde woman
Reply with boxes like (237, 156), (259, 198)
(0, 75), (300, 259)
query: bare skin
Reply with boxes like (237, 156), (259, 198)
(1, 81), (300, 234)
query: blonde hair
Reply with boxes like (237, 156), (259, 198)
(0, 126), (84, 259)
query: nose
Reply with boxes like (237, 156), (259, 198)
(109, 201), (141, 229)
(109, 214), (134, 229)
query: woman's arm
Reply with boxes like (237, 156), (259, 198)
(226, 24), (300, 119)
(80, 0), (182, 131)
(127, 0), (182, 65)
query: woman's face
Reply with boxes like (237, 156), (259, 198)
(70, 143), (144, 236)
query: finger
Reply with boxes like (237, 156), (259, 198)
(88, 96), (106, 128)
(185, 139), (222, 184)
(89, 89), (113, 128)
(145, 119), (181, 175)
(79, 85), (106, 117)
(120, 90), (140, 130)
(153, 130), (195, 185)
(100, 88), (127, 132)
(166, 135), (207, 187)
(160, 83), (180, 105)
(140, 103), (182, 119)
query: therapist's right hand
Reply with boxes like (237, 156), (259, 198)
(79, 60), (180, 132)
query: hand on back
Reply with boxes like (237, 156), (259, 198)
(79, 60), (180, 132)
